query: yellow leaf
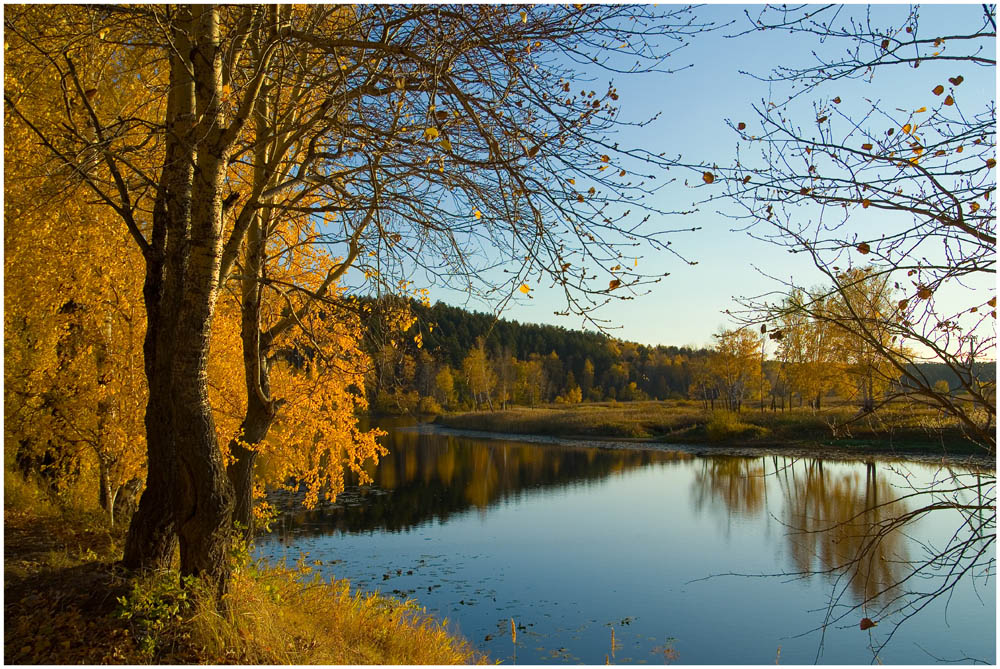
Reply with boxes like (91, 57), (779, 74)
(601, 155), (610, 163)
(902, 124), (912, 134)
(520, 10), (527, 23)
(970, 201), (980, 213)
(914, 106), (926, 113)
(473, 210), (482, 219)
(608, 279), (621, 290)
(702, 172), (715, 184)
(424, 127), (439, 140)
(567, 178), (575, 185)
(440, 138), (452, 152)
(519, 284), (530, 294)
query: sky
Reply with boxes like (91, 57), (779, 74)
(411, 4), (995, 351)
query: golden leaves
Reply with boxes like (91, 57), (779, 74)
(608, 279), (621, 290)
(473, 209), (482, 219)
(423, 127), (439, 141)
(969, 202), (980, 213)
(861, 199), (871, 209)
(932, 84), (944, 96)
(860, 618), (878, 631)
(943, 95), (954, 106)
(702, 172), (715, 184)
(519, 284), (531, 294)
(857, 242), (870, 254)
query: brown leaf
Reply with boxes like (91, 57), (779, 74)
(917, 286), (933, 299)
(948, 75), (964, 86)
(608, 279), (621, 290)
(861, 143), (873, 151)
(817, 115), (828, 123)
(857, 242), (870, 254)
(742, 175), (752, 184)
(987, 158), (997, 168)
(737, 122), (746, 131)
(702, 172), (715, 184)
(943, 95), (954, 106)
(832, 96), (841, 104)
(860, 618), (877, 631)
(932, 84), (945, 96)
(880, 39), (889, 50)
(861, 199), (871, 209)
(601, 154), (610, 163)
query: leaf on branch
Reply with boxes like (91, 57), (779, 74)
(608, 279), (621, 290)
(943, 95), (954, 106)
(702, 172), (715, 184)
(737, 122), (746, 131)
(898, 299), (908, 310)
(969, 202), (980, 213)
(857, 242), (870, 254)
(986, 158), (996, 169)
(519, 284), (531, 294)
(424, 127), (439, 140)
(948, 75), (964, 86)
(902, 123), (912, 134)
(917, 286), (933, 299)
(832, 97), (841, 104)
(816, 115), (828, 123)
(440, 138), (452, 152)
(861, 199), (871, 209)
(859, 618), (878, 631)
(473, 210), (482, 219)
(988, 297), (996, 308)
(932, 84), (945, 96)
(880, 39), (889, 50)
(520, 10), (527, 23)
(914, 106), (926, 113)
(577, 194), (585, 202)
(568, 178), (575, 185)
(742, 175), (752, 184)
(601, 154), (610, 163)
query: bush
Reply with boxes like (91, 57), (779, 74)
(705, 410), (770, 442)
(417, 396), (443, 415)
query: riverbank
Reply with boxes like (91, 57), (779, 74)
(432, 401), (995, 468)
(3, 469), (481, 665)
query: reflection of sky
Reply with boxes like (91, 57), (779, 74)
(256, 437), (996, 665)
(336, 5), (994, 351)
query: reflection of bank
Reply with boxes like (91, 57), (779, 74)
(269, 429), (690, 537)
(691, 456), (909, 606)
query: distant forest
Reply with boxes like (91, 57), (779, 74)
(357, 299), (994, 415)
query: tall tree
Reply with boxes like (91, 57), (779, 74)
(6, 3), (715, 590)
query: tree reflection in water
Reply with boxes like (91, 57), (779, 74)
(270, 429), (691, 537)
(693, 457), (908, 606)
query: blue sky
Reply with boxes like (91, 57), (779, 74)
(374, 5), (996, 351)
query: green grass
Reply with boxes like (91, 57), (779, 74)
(4, 468), (482, 665)
(437, 399), (986, 456)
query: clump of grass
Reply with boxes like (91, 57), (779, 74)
(177, 557), (483, 664)
(705, 410), (770, 442)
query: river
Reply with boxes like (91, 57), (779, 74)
(255, 421), (995, 664)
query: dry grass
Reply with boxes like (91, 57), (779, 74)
(438, 398), (983, 454)
(4, 468), (482, 665)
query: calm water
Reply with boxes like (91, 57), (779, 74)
(255, 424), (996, 664)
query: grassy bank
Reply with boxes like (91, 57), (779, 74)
(436, 399), (987, 457)
(4, 469), (480, 665)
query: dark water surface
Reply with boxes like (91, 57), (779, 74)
(255, 423), (995, 664)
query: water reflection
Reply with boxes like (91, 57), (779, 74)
(271, 429), (691, 537)
(692, 456), (909, 606)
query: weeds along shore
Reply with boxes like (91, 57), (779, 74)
(4, 468), (482, 665)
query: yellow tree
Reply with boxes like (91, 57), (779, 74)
(708, 328), (764, 412)
(4, 22), (148, 526)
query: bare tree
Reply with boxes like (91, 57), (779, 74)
(720, 4), (995, 449)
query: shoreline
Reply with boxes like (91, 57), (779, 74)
(403, 422), (996, 470)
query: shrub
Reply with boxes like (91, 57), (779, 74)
(705, 410), (770, 442)
(417, 396), (443, 415)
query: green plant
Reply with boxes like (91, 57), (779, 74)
(116, 571), (199, 658)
